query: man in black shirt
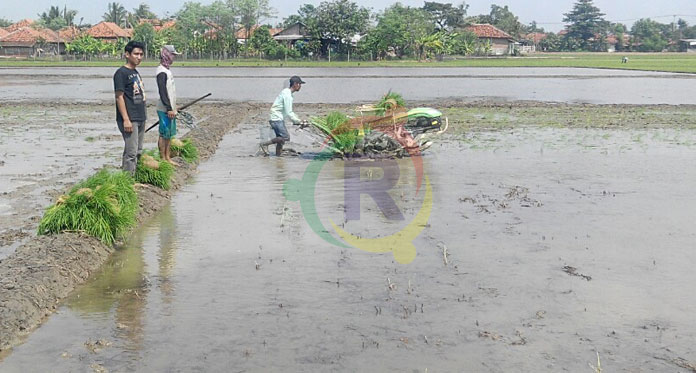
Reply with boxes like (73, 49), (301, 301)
(113, 41), (147, 174)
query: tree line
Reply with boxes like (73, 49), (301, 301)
(2, 0), (696, 60)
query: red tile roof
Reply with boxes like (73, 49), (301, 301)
(235, 25), (284, 39)
(236, 25), (258, 39)
(5, 19), (35, 33)
(161, 20), (176, 30)
(0, 28), (9, 38)
(525, 32), (547, 44)
(466, 24), (514, 40)
(0, 27), (63, 46)
(86, 21), (130, 39)
(58, 26), (81, 42)
(139, 19), (177, 32)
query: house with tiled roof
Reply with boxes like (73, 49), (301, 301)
(236, 25), (284, 43)
(86, 21), (130, 42)
(0, 27), (65, 56)
(138, 19), (176, 32)
(5, 19), (35, 33)
(465, 24), (516, 55)
(160, 20), (176, 31)
(273, 22), (311, 49)
(58, 26), (82, 42)
(518, 32), (547, 53)
(525, 32), (547, 45)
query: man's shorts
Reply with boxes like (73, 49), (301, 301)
(157, 110), (177, 139)
(270, 120), (290, 141)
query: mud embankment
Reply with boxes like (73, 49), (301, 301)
(0, 103), (258, 353)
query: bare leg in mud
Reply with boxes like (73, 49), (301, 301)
(260, 137), (285, 157)
(159, 138), (179, 166)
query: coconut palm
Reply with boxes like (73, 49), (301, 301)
(103, 2), (127, 27)
(133, 3), (157, 20)
(63, 6), (78, 26)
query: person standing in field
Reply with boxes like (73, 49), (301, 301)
(259, 76), (306, 156)
(113, 40), (147, 175)
(156, 45), (181, 166)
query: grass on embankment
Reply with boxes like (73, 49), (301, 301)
(2, 53), (696, 73)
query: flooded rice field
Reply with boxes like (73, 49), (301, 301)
(0, 104), (199, 260)
(1, 67), (695, 104)
(2, 118), (696, 371)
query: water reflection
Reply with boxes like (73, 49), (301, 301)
(157, 205), (178, 307)
(64, 204), (179, 366)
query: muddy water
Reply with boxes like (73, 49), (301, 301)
(0, 104), (188, 260)
(2, 125), (696, 371)
(1, 67), (695, 104)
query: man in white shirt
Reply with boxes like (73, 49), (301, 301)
(260, 76), (305, 156)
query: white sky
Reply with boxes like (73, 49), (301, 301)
(1, 0), (695, 32)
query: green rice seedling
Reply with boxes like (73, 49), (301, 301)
(309, 111), (361, 154)
(81, 169), (138, 227)
(170, 138), (199, 163)
(37, 169), (138, 244)
(374, 91), (406, 115)
(134, 150), (175, 190)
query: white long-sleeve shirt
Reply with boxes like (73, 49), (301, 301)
(269, 88), (300, 124)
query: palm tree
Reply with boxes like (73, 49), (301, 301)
(103, 2), (127, 27)
(133, 3), (157, 20)
(38, 6), (62, 23)
(63, 6), (77, 26)
(38, 5), (78, 30)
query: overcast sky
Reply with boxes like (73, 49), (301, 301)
(1, 0), (695, 32)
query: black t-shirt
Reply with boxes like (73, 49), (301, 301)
(113, 66), (147, 122)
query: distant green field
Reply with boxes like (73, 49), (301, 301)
(1, 53), (695, 73)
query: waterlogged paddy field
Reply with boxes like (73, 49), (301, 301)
(1, 114), (696, 371)
(0, 103), (203, 259)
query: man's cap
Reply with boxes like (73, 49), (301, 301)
(163, 45), (181, 55)
(290, 76), (306, 85)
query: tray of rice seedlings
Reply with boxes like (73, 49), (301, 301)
(37, 169), (138, 245)
(135, 150), (175, 190)
(170, 138), (199, 163)
(309, 111), (363, 155)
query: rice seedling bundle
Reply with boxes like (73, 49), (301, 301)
(309, 111), (362, 153)
(374, 92), (406, 116)
(170, 138), (199, 163)
(135, 151), (175, 189)
(37, 169), (138, 244)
